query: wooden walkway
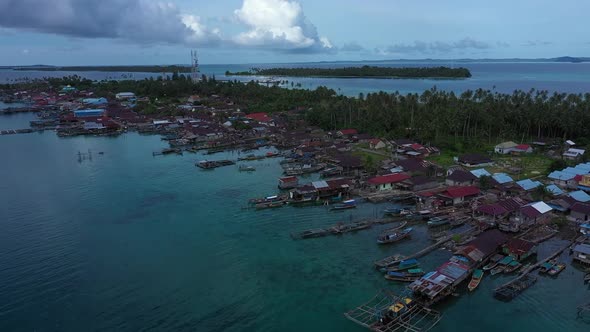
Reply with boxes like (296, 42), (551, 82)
(493, 240), (572, 301)
(291, 218), (403, 240)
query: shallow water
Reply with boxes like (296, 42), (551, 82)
(0, 132), (588, 331)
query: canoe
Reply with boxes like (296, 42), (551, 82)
(427, 217), (450, 227)
(380, 221), (408, 235)
(490, 265), (506, 276)
(377, 227), (413, 245)
(330, 199), (357, 210)
(468, 269), (483, 291)
(547, 262), (566, 276)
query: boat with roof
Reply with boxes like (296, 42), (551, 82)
(330, 199), (357, 210)
(491, 256), (514, 275)
(426, 216), (449, 228)
(483, 254), (504, 271)
(547, 262), (566, 276)
(539, 259), (557, 274)
(377, 227), (413, 244)
(384, 268), (425, 282)
(503, 260), (522, 274)
(386, 258), (420, 272)
(468, 269), (483, 291)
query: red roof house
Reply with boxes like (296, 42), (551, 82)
(337, 129), (358, 136)
(438, 186), (480, 205)
(246, 112), (271, 123)
(368, 173), (410, 191)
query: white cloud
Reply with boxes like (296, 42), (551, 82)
(233, 0), (333, 53)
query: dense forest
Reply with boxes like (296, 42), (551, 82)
(6, 75), (590, 148)
(14, 65), (191, 73)
(226, 66), (471, 78)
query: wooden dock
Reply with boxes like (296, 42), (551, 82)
(493, 240), (573, 301)
(291, 218), (402, 240)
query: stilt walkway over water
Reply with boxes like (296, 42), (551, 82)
(291, 218), (403, 240)
(374, 226), (479, 268)
(493, 240), (572, 301)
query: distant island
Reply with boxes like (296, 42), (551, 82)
(13, 65), (191, 73)
(225, 66), (472, 79)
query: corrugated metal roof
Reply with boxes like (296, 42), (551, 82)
(530, 201), (553, 214)
(516, 179), (543, 191)
(568, 190), (590, 202)
(311, 180), (329, 189)
(470, 168), (491, 178)
(492, 172), (514, 184)
(548, 171), (575, 181)
(573, 244), (590, 255)
(546, 184), (564, 196)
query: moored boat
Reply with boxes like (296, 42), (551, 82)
(503, 260), (522, 274)
(584, 271), (590, 283)
(330, 199), (357, 210)
(483, 254), (504, 271)
(491, 256), (513, 275)
(291, 229), (328, 239)
(239, 165), (256, 172)
(468, 269), (483, 291)
(386, 258), (420, 272)
(384, 268), (425, 282)
(547, 262), (566, 276)
(377, 227), (413, 245)
(380, 221), (408, 235)
(427, 216), (450, 228)
(539, 260), (556, 274)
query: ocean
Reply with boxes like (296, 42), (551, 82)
(3, 61), (590, 96)
(1, 64), (590, 331)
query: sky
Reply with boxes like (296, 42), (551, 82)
(0, 0), (589, 65)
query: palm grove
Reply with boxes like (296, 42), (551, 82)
(9, 75), (590, 148)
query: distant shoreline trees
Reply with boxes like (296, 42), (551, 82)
(226, 66), (471, 79)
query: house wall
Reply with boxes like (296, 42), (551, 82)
(571, 210), (590, 222)
(413, 181), (439, 192)
(445, 179), (473, 187)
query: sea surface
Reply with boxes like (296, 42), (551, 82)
(0, 127), (589, 331)
(3, 61), (590, 96)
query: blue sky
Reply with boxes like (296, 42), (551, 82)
(0, 0), (589, 65)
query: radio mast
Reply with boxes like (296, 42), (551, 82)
(190, 50), (200, 83)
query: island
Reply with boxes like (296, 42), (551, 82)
(225, 65), (471, 78)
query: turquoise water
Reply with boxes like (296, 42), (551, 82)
(0, 131), (588, 331)
(3, 61), (590, 95)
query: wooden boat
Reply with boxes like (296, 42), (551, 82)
(548, 262), (566, 276)
(468, 269), (483, 291)
(387, 258), (420, 272)
(491, 256), (514, 275)
(291, 229), (328, 239)
(503, 261), (522, 274)
(518, 263), (531, 275)
(377, 227), (413, 245)
(539, 260), (556, 274)
(584, 271), (590, 283)
(255, 201), (284, 209)
(384, 268), (425, 282)
(483, 254), (504, 271)
(384, 207), (414, 217)
(450, 216), (470, 227)
(380, 221), (408, 235)
(330, 199), (357, 210)
(329, 220), (371, 234)
(239, 165), (256, 172)
(427, 217), (450, 228)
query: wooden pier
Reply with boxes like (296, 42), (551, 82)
(291, 218), (402, 240)
(493, 240), (573, 301)
(375, 226), (479, 268)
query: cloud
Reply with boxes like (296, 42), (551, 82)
(233, 0), (333, 53)
(381, 38), (491, 55)
(0, 0), (220, 46)
(340, 42), (365, 52)
(522, 40), (553, 47)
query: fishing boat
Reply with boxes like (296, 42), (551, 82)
(380, 221), (408, 234)
(518, 263), (531, 274)
(255, 201), (284, 209)
(450, 216), (470, 227)
(539, 260), (556, 274)
(291, 229), (328, 239)
(387, 258), (420, 272)
(547, 262), (566, 276)
(503, 260), (522, 274)
(330, 199), (357, 210)
(468, 269), (484, 291)
(427, 216), (450, 228)
(384, 268), (425, 282)
(491, 256), (513, 275)
(239, 165), (256, 172)
(483, 254), (504, 271)
(377, 227), (413, 245)
(384, 207), (414, 216)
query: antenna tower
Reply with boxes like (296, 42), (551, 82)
(191, 50), (200, 83)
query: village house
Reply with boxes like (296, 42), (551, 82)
(336, 128), (358, 138)
(477, 197), (528, 225)
(393, 158), (433, 176)
(458, 153), (493, 167)
(367, 173), (411, 191)
(563, 148), (585, 160)
(494, 141), (533, 154)
(568, 190), (590, 203)
(548, 170), (578, 189)
(505, 201), (553, 232)
(502, 238), (537, 261)
(399, 176), (439, 191)
(515, 178), (543, 191)
(438, 186), (480, 206)
(446, 170), (478, 186)
(570, 202), (590, 222)
(368, 138), (386, 150)
(572, 244), (590, 266)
